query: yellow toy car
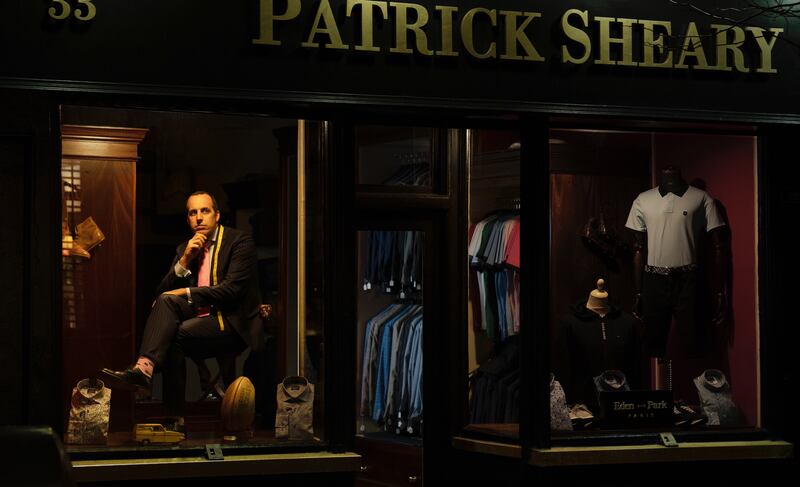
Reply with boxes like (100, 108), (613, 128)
(134, 423), (185, 445)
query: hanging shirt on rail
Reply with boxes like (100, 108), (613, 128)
(363, 231), (424, 296)
(468, 213), (521, 341)
(359, 302), (424, 436)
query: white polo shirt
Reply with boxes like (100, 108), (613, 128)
(625, 186), (725, 268)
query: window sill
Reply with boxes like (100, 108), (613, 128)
(71, 451), (362, 482)
(452, 436), (522, 459)
(529, 440), (793, 467)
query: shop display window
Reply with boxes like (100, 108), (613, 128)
(548, 128), (759, 439)
(59, 106), (325, 452)
(356, 126), (435, 190)
(355, 228), (425, 483)
(356, 229), (425, 441)
(465, 129), (521, 441)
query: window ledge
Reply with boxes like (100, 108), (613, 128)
(529, 440), (793, 467)
(452, 436), (522, 459)
(71, 451), (362, 482)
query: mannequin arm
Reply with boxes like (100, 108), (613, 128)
(709, 227), (730, 329)
(631, 230), (646, 320)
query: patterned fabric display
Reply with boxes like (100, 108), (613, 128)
(65, 378), (111, 445)
(550, 375), (573, 431)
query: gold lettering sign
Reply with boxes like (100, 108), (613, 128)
(253, 0), (301, 46)
(747, 26), (783, 74)
(347, 0), (389, 52)
(596, 16), (636, 66)
(561, 9), (591, 65)
(301, 0), (348, 49)
(639, 19), (672, 68)
(675, 22), (711, 70)
(710, 25), (747, 72)
(499, 11), (544, 62)
(391, 2), (432, 55)
(48, 0), (96, 21)
(251, 2), (784, 75)
(462, 8), (497, 60)
(435, 5), (459, 56)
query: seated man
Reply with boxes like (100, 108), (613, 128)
(101, 191), (264, 416)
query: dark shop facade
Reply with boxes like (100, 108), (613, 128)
(1, 0), (798, 485)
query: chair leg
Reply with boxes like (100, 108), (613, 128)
(194, 358), (211, 387)
(192, 358), (221, 402)
(219, 356), (237, 388)
(189, 356), (238, 401)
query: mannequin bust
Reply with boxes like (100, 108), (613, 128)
(586, 279), (610, 317)
(632, 167), (728, 321)
(553, 278), (641, 409)
(627, 165), (731, 357)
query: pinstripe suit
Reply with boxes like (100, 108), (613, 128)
(140, 225), (263, 413)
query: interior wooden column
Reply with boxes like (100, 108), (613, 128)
(61, 125), (147, 433)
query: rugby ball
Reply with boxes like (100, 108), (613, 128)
(221, 376), (256, 433)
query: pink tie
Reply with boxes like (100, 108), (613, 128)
(196, 246), (211, 317)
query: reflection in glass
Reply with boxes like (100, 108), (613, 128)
(356, 126), (433, 187)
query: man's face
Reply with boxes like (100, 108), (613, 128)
(186, 194), (220, 237)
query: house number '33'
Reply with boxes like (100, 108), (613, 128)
(48, 0), (96, 21)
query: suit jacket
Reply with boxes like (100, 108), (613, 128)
(157, 225), (265, 351)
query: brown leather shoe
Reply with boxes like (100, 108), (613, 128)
(100, 366), (152, 393)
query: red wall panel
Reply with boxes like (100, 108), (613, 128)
(654, 134), (758, 426)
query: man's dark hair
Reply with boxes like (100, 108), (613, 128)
(188, 191), (219, 212)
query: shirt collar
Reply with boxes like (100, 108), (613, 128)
(205, 225), (221, 247)
(699, 369), (729, 392)
(658, 185), (689, 198)
(595, 370), (628, 391)
(77, 378), (108, 402)
(281, 376), (311, 400)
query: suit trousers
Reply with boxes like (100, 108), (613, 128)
(140, 294), (245, 414)
(642, 270), (708, 358)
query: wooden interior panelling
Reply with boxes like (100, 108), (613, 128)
(61, 126), (146, 433)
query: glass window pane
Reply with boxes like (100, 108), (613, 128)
(59, 106), (324, 451)
(356, 126), (433, 188)
(465, 129), (521, 440)
(549, 128), (759, 437)
(303, 122), (327, 441)
(356, 230), (425, 443)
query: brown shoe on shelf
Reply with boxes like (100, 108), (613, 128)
(70, 216), (105, 259)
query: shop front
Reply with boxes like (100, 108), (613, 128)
(1, 1), (797, 485)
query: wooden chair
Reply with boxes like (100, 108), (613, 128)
(192, 304), (272, 401)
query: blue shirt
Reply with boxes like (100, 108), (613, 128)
(360, 304), (403, 417)
(372, 305), (417, 421)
